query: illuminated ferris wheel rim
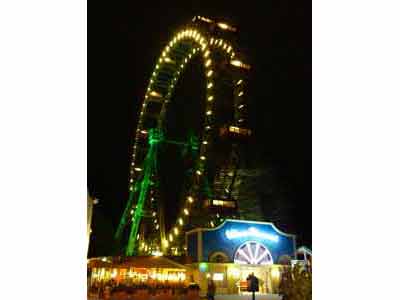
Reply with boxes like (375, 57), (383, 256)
(234, 241), (274, 265)
(124, 16), (251, 254)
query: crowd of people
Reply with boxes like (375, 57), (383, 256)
(88, 273), (263, 300)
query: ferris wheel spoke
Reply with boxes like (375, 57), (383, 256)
(255, 248), (269, 264)
(238, 249), (252, 264)
(246, 243), (255, 264)
(254, 242), (260, 263)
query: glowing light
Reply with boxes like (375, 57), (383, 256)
(225, 227), (279, 242)
(199, 262), (208, 272)
(149, 91), (162, 97)
(271, 267), (280, 279)
(130, 209), (134, 215)
(207, 70), (213, 77)
(152, 211), (156, 217)
(238, 104), (244, 109)
(169, 234), (173, 242)
(156, 224), (159, 230)
(230, 60), (251, 70)
(178, 218), (183, 225)
(196, 170), (202, 175)
(164, 57), (174, 63)
(207, 82), (213, 89)
(200, 156), (206, 160)
(184, 208), (189, 215)
(238, 91), (244, 97)
(208, 95), (214, 101)
(134, 167), (142, 171)
(203, 140), (208, 144)
(163, 239), (169, 247)
(204, 50), (210, 58)
(217, 22), (236, 31)
(213, 273), (224, 281)
(199, 16), (213, 23)
(210, 221), (215, 227)
(174, 227), (179, 235)
(206, 110), (212, 115)
(151, 250), (163, 256)
(187, 196), (194, 203)
(236, 79), (243, 85)
(205, 59), (212, 67)
(228, 268), (240, 278)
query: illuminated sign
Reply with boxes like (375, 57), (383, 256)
(213, 273), (224, 281)
(225, 227), (279, 242)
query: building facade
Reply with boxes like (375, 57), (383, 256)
(185, 219), (296, 295)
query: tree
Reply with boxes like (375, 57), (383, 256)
(279, 264), (312, 300)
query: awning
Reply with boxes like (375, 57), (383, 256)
(88, 256), (188, 270)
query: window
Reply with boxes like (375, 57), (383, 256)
(212, 199), (236, 208)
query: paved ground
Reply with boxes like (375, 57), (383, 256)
(215, 294), (282, 300)
(88, 293), (282, 300)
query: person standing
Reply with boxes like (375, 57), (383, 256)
(247, 273), (259, 300)
(207, 278), (216, 300)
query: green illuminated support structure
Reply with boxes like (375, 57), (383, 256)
(116, 16), (252, 256)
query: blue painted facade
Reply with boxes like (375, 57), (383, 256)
(186, 219), (296, 263)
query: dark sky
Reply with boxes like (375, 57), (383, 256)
(88, 0), (311, 256)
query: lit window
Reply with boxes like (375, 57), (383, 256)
(230, 60), (251, 70)
(212, 200), (236, 208)
(213, 273), (224, 281)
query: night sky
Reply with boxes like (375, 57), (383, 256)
(88, 1), (311, 256)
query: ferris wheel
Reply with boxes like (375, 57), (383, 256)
(115, 16), (252, 256)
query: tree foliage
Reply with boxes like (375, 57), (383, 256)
(279, 265), (312, 300)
